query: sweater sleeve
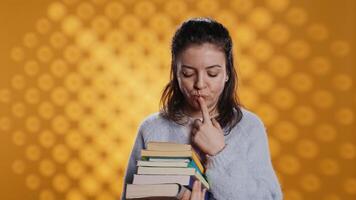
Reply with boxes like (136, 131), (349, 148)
(120, 125), (145, 200)
(205, 119), (283, 200)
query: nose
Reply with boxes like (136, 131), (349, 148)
(193, 74), (206, 90)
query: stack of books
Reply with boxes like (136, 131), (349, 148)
(125, 142), (210, 200)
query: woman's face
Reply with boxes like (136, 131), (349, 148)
(176, 43), (228, 117)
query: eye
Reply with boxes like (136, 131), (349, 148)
(208, 72), (219, 77)
(182, 71), (194, 77)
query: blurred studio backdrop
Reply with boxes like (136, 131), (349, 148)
(0, 0), (355, 199)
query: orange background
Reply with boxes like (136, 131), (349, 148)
(0, 0), (355, 200)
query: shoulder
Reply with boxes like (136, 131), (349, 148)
(138, 112), (167, 129)
(239, 107), (265, 129)
(137, 112), (176, 135)
(229, 107), (266, 139)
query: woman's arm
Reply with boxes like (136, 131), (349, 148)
(120, 126), (145, 200)
(205, 120), (283, 200)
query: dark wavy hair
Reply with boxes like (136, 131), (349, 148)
(159, 17), (243, 134)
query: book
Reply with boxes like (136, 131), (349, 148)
(147, 142), (192, 151)
(137, 166), (209, 189)
(141, 149), (205, 174)
(126, 183), (188, 200)
(148, 158), (190, 162)
(137, 160), (189, 168)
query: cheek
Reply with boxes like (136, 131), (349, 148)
(177, 77), (193, 95)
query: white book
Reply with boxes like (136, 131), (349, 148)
(149, 158), (190, 163)
(137, 160), (189, 167)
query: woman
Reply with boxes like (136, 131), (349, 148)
(122, 18), (282, 200)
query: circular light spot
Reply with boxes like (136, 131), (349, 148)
(64, 45), (82, 64)
(23, 32), (39, 48)
(287, 40), (311, 60)
(255, 103), (278, 126)
(0, 89), (11, 103)
(344, 178), (356, 194)
(293, 106), (316, 126)
(332, 74), (353, 91)
(284, 189), (303, 200)
(12, 130), (26, 146)
(48, 2), (67, 21)
(239, 87), (259, 108)
(323, 194), (341, 200)
(25, 144), (42, 161)
(268, 23), (290, 44)
(230, 0), (253, 14)
(36, 18), (51, 34)
(50, 59), (68, 77)
(286, 7), (308, 26)
(314, 124), (337, 142)
(39, 129), (56, 148)
(50, 32), (68, 49)
(268, 55), (293, 77)
(67, 71), (87, 94)
(37, 45), (54, 63)
(26, 174), (41, 190)
(39, 189), (55, 200)
(26, 116), (41, 133)
(39, 159), (56, 177)
(66, 189), (86, 200)
(312, 90), (334, 108)
(66, 158), (85, 179)
(234, 24), (257, 48)
(134, 0), (156, 18)
(62, 15), (82, 35)
(11, 74), (26, 90)
(24, 60), (40, 76)
(248, 7), (273, 30)
(249, 39), (274, 62)
(239, 55), (257, 78)
(277, 154), (300, 175)
(10, 46), (25, 62)
(105, 2), (125, 20)
(53, 174), (71, 192)
(265, 0), (289, 12)
(339, 142), (355, 159)
(299, 174), (321, 192)
(80, 175), (100, 196)
(330, 40), (350, 57)
(51, 87), (69, 106)
(273, 121), (298, 142)
(250, 71), (275, 94)
(12, 159), (26, 174)
(52, 115), (70, 135)
(0, 117), (11, 131)
(270, 88), (295, 110)
(12, 102), (26, 118)
(290, 72), (313, 92)
(76, 29), (97, 49)
(319, 158), (340, 176)
(308, 56), (331, 75)
(91, 16), (111, 36)
(66, 130), (85, 150)
(52, 144), (71, 163)
(335, 108), (354, 125)
(25, 88), (41, 104)
(296, 139), (319, 159)
(307, 23), (329, 41)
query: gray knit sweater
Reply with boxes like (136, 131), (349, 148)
(121, 108), (283, 200)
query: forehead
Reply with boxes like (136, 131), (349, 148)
(178, 43), (226, 68)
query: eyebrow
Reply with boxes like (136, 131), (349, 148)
(181, 64), (222, 69)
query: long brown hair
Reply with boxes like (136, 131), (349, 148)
(159, 17), (243, 134)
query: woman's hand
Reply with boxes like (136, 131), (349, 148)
(191, 97), (225, 156)
(181, 181), (207, 200)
